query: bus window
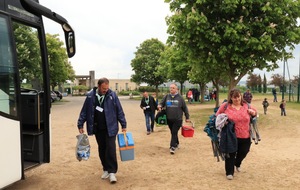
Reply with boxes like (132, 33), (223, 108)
(13, 22), (43, 91)
(0, 16), (18, 117)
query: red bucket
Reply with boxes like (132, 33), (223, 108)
(181, 122), (194, 137)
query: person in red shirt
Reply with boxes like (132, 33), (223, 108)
(187, 89), (193, 104)
(216, 88), (257, 180)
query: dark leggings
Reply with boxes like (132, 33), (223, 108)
(167, 119), (182, 148)
(225, 138), (251, 176)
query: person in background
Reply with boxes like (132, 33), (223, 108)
(216, 88), (257, 180)
(152, 92), (158, 105)
(243, 89), (253, 104)
(77, 77), (127, 184)
(280, 99), (286, 116)
(140, 91), (158, 134)
(272, 88), (278, 102)
(187, 89), (193, 104)
(212, 88), (217, 101)
(262, 98), (269, 115)
(157, 83), (190, 155)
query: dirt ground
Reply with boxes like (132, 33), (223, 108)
(6, 95), (300, 190)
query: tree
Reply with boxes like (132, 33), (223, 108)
(258, 74), (262, 93)
(263, 73), (267, 93)
(159, 45), (191, 94)
(188, 65), (209, 103)
(291, 75), (299, 87)
(165, 0), (300, 95)
(131, 38), (166, 94)
(269, 73), (287, 87)
(246, 74), (259, 91)
(46, 34), (75, 90)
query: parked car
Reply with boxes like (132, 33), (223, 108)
(54, 90), (63, 100)
(51, 91), (58, 103)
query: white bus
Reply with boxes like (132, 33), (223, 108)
(0, 0), (75, 188)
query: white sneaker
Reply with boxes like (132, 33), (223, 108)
(226, 175), (233, 180)
(101, 171), (109, 179)
(109, 173), (117, 184)
(170, 147), (176, 154)
(236, 166), (241, 172)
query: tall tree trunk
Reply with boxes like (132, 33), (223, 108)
(180, 82), (184, 95)
(199, 82), (206, 103)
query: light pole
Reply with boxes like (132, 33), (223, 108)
(298, 55), (300, 103)
(282, 59), (285, 101)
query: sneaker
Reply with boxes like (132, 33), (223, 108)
(236, 166), (241, 172)
(175, 144), (180, 149)
(226, 175), (233, 180)
(170, 147), (176, 154)
(147, 131), (151, 135)
(109, 173), (117, 184)
(101, 171), (109, 179)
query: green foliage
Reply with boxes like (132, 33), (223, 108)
(159, 45), (191, 94)
(166, 0), (300, 91)
(72, 85), (89, 90)
(131, 38), (167, 88)
(13, 23), (42, 84)
(263, 73), (267, 93)
(46, 34), (75, 90)
(13, 22), (75, 90)
(138, 86), (157, 92)
(118, 90), (140, 96)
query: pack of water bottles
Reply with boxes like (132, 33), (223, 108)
(76, 134), (90, 161)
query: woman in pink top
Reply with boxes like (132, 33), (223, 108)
(216, 88), (257, 180)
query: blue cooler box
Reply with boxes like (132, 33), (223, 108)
(117, 132), (134, 161)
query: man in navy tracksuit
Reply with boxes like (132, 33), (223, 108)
(77, 77), (127, 184)
(158, 83), (190, 154)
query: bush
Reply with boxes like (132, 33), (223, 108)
(118, 90), (140, 96)
(138, 86), (156, 92)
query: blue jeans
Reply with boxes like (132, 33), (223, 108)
(273, 94), (277, 102)
(144, 111), (155, 132)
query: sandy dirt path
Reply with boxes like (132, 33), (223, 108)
(5, 96), (300, 190)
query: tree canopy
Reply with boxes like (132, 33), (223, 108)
(13, 21), (75, 90)
(46, 34), (75, 90)
(159, 45), (191, 94)
(131, 38), (166, 92)
(165, 0), (300, 91)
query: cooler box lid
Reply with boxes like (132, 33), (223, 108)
(118, 132), (134, 147)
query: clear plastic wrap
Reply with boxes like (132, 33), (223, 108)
(76, 134), (90, 161)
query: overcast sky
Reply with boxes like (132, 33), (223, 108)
(39, 0), (300, 81)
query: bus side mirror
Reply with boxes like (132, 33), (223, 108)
(62, 23), (76, 58)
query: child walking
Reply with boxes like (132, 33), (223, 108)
(262, 98), (269, 115)
(279, 99), (286, 116)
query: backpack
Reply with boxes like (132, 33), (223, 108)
(155, 109), (167, 125)
(279, 103), (283, 109)
(263, 101), (269, 107)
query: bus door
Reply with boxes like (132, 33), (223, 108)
(0, 0), (75, 188)
(0, 1), (51, 187)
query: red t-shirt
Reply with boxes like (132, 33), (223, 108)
(216, 102), (256, 138)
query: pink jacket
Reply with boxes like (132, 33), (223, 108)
(216, 102), (256, 138)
